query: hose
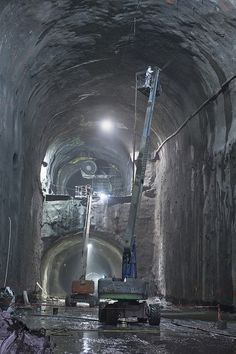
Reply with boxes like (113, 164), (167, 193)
(153, 74), (236, 160)
(16, 313), (99, 322)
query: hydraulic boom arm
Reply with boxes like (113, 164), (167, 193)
(122, 67), (160, 279)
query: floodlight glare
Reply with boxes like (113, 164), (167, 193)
(100, 119), (114, 132)
(87, 243), (92, 249)
(99, 192), (108, 202)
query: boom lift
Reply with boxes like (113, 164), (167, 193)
(97, 67), (161, 325)
(65, 185), (96, 307)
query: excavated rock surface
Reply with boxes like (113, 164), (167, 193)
(41, 200), (85, 239)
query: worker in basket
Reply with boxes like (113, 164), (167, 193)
(145, 65), (153, 88)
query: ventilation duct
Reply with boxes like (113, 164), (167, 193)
(80, 160), (97, 179)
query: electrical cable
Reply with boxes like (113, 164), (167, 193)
(171, 320), (236, 340)
(153, 74), (236, 160)
(118, 0), (143, 67)
(16, 313), (99, 322)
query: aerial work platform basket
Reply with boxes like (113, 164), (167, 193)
(136, 67), (161, 97)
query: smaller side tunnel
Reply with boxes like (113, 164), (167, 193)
(41, 234), (122, 297)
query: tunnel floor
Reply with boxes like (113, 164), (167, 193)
(15, 303), (236, 354)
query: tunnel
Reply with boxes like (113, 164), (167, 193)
(41, 234), (122, 296)
(0, 0), (236, 313)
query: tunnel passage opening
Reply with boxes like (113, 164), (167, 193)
(41, 234), (122, 297)
(65, 157), (125, 197)
(40, 132), (134, 198)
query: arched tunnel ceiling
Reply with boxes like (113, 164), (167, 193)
(2, 0), (236, 189)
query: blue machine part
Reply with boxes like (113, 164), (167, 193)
(121, 67), (160, 280)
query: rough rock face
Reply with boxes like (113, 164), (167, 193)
(154, 125), (236, 306)
(41, 200), (85, 239)
(0, 0), (235, 306)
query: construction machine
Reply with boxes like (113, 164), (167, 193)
(65, 185), (96, 307)
(97, 67), (161, 325)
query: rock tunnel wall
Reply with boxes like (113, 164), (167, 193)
(154, 80), (236, 306)
(0, 2), (46, 291)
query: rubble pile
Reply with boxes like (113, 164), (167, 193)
(0, 309), (51, 353)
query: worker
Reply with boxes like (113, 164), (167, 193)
(145, 66), (153, 88)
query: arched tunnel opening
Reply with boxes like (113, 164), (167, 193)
(0, 1), (236, 350)
(41, 234), (122, 297)
(41, 133), (133, 197)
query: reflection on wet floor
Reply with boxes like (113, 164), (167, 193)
(15, 306), (236, 354)
(52, 330), (236, 354)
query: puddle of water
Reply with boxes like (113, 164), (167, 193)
(15, 307), (236, 354)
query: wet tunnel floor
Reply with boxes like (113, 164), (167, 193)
(16, 306), (236, 353)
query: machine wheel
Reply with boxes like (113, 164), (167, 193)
(65, 295), (76, 307)
(98, 302), (106, 322)
(89, 296), (97, 308)
(106, 305), (119, 325)
(65, 295), (71, 307)
(148, 303), (161, 326)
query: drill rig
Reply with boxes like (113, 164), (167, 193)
(65, 185), (96, 307)
(97, 67), (161, 325)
